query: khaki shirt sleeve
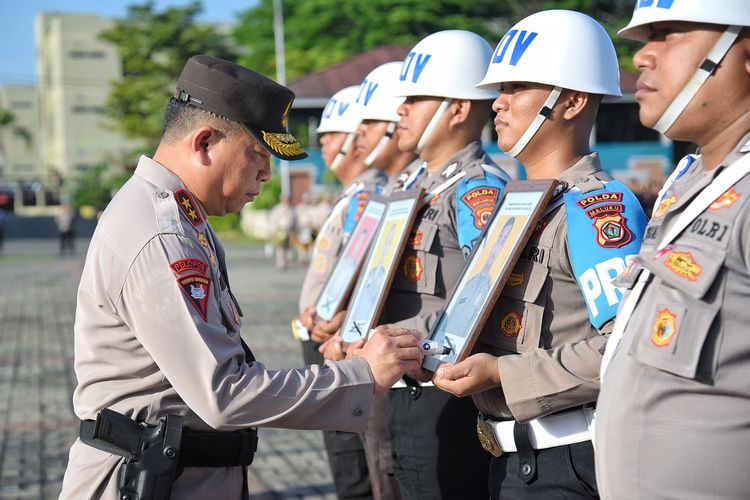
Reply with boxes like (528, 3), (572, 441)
(120, 233), (373, 432)
(298, 197), (348, 312)
(497, 320), (611, 423)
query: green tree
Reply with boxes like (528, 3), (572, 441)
(235, 0), (509, 80)
(99, 1), (236, 151)
(71, 164), (131, 211)
(234, 0), (638, 79)
(0, 107), (32, 149)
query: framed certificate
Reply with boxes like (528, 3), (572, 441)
(422, 180), (559, 371)
(341, 189), (424, 342)
(315, 196), (387, 321)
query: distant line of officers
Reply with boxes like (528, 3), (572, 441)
(60, 2), (750, 500)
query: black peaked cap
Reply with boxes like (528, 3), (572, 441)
(175, 55), (307, 160)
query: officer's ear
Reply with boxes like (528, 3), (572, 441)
(190, 126), (221, 165)
(448, 99), (472, 128)
(741, 28), (750, 77)
(561, 91), (595, 122)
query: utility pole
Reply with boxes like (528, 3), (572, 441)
(273, 0), (290, 198)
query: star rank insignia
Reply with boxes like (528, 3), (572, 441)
(175, 188), (204, 227)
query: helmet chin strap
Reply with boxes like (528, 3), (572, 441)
(364, 122), (397, 167)
(329, 132), (356, 172)
(415, 99), (452, 155)
(653, 25), (742, 135)
(505, 86), (562, 158)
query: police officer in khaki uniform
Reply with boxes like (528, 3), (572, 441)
(296, 85), (386, 500)
(60, 56), (422, 500)
(378, 30), (511, 500)
(432, 11), (647, 499)
(319, 61), (419, 500)
(596, 3), (750, 498)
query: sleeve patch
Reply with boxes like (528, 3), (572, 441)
(169, 257), (208, 275)
(177, 273), (211, 321)
(455, 172), (508, 257)
(461, 187), (499, 229)
(175, 188), (205, 227)
(565, 180), (648, 329)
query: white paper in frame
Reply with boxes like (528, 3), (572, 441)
(422, 180), (558, 372)
(315, 197), (387, 321)
(340, 189), (424, 343)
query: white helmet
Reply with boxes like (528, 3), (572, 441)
(393, 30), (498, 100)
(477, 10), (621, 102)
(619, 0), (750, 42)
(317, 85), (362, 134)
(355, 62), (405, 166)
(318, 85), (361, 171)
(393, 30), (498, 154)
(619, 1), (749, 134)
(477, 10), (621, 158)
(357, 61), (404, 123)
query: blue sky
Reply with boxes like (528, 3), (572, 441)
(0, 0), (258, 85)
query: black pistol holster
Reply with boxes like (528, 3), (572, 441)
(80, 408), (258, 500)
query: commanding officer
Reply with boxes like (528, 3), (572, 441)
(296, 85), (385, 500)
(378, 30), (511, 500)
(60, 56), (422, 500)
(596, 3), (750, 499)
(432, 11), (646, 499)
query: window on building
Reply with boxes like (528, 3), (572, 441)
(11, 101), (32, 110)
(69, 50), (106, 59)
(71, 105), (105, 114)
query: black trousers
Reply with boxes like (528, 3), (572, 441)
(489, 440), (598, 500)
(385, 386), (489, 500)
(301, 340), (373, 499)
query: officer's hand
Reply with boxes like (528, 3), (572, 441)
(406, 365), (434, 383)
(358, 325), (423, 394)
(311, 325), (335, 343)
(432, 353), (500, 397)
(319, 332), (348, 361)
(318, 310), (346, 334)
(310, 310), (345, 343)
(299, 306), (316, 331)
(345, 339), (366, 359)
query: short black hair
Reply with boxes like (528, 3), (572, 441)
(161, 98), (242, 142)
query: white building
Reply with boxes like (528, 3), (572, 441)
(35, 12), (135, 185)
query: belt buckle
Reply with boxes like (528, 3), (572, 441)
(476, 415), (503, 457)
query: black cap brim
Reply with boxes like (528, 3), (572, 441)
(244, 125), (307, 161)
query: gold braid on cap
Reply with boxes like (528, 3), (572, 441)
(262, 131), (305, 157)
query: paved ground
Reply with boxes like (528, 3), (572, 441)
(0, 239), (337, 499)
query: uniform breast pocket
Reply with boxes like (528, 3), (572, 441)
(391, 249), (439, 295)
(629, 288), (719, 380)
(501, 259), (548, 304)
(218, 287), (242, 339)
(478, 297), (544, 354)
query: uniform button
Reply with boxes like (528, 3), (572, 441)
(159, 191), (169, 199)
(409, 387), (419, 397)
(353, 408), (363, 417)
(521, 463), (532, 476)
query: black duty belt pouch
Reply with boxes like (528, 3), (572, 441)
(79, 409), (258, 467)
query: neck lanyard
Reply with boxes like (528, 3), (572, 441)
(601, 151), (750, 380)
